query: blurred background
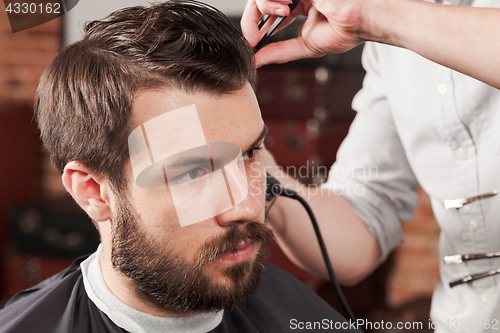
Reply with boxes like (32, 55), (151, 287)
(0, 1), (440, 331)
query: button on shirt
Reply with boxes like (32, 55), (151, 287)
(323, 1), (500, 331)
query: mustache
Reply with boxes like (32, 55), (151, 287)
(194, 221), (274, 268)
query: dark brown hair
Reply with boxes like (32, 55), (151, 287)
(35, 0), (256, 191)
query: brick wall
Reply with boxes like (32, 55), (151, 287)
(0, 6), (62, 102)
(0, 4), (65, 196)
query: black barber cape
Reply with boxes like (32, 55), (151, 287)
(0, 257), (359, 333)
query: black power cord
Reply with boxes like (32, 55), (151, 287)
(266, 173), (359, 325)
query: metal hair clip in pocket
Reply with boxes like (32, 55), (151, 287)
(443, 190), (498, 210)
(444, 251), (500, 288)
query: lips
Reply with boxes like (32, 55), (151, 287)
(236, 240), (248, 251)
(216, 239), (255, 263)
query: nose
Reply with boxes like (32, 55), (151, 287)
(215, 184), (262, 228)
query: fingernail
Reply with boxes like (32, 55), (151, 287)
(275, 8), (285, 16)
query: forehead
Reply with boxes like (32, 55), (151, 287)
(131, 83), (263, 145)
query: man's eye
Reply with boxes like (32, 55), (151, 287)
(175, 167), (205, 184)
(242, 146), (263, 160)
(242, 150), (255, 160)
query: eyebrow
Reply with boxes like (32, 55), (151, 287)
(163, 156), (212, 176)
(242, 125), (268, 155)
(163, 125), (268, 174)
(162, 144), (212, 173)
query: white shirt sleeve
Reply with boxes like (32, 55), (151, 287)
(323, 42), (419, 262)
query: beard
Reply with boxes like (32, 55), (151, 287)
(110, 193), (274, 314)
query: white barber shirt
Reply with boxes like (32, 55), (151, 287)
(323, 1), (500, 331)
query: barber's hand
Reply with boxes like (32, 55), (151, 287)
(241, 0), (368, 67)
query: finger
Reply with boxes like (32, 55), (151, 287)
(241, 0), (265, 46)
(255, 0), (292, 16)
(263, 1), (315, 41)
(242, 0), (311, 47)
(255, 36), (320, 67)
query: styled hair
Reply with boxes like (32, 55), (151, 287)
(35, 0), (256, 191)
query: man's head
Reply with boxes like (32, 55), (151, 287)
(36, 0), (256, 191)
(35, 0), (273, 315)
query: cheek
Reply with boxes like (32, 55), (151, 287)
(127, 186), (221, 256)
(129, 185), (180, 231)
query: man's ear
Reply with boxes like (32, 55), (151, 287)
(62, 162), (113, 222)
